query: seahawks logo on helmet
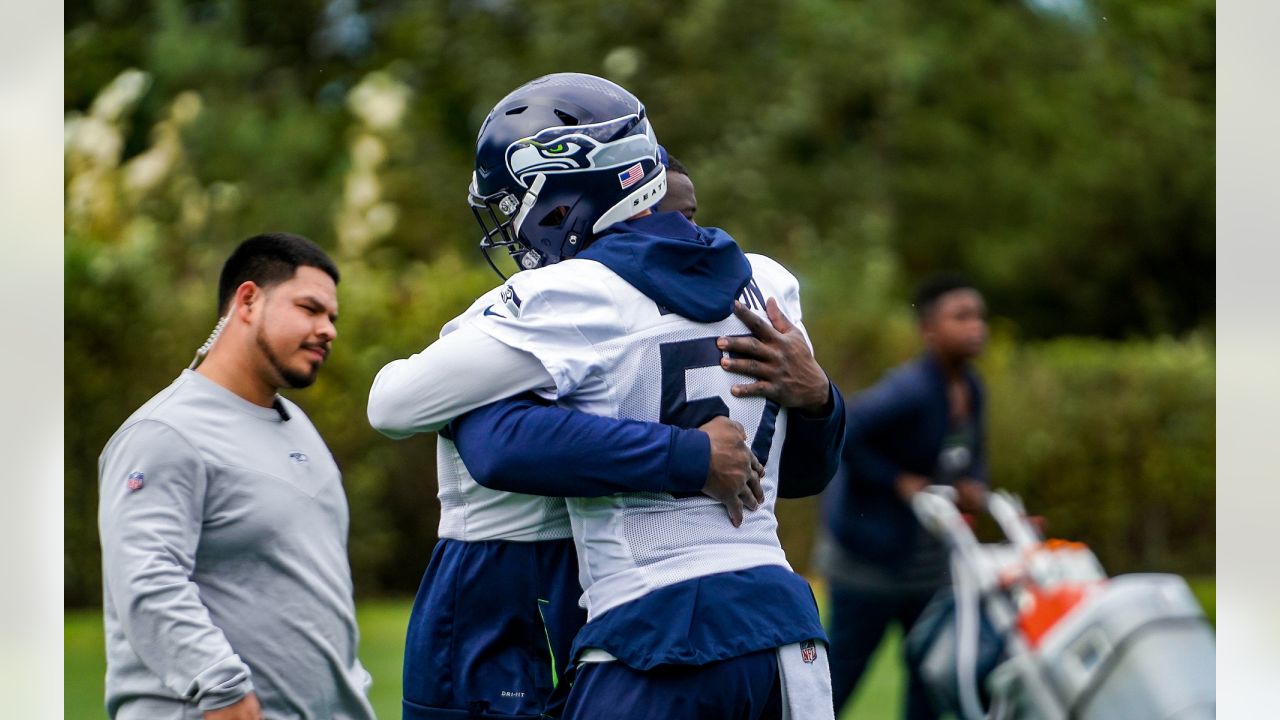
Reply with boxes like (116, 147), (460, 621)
(504, 114), (658, 188)
(506, 134), (598, 186)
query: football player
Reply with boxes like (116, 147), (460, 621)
(656, 150), (697, 222)
(369, 73), (845, 720)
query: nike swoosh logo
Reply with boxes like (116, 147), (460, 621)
(483, 305), (506, 318)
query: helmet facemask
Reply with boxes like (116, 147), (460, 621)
(469, 173), (540, 279)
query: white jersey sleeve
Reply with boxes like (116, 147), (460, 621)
(466, 262), (621, 399)
(438, 290), (493, 338)
(367, 283), (556, 437)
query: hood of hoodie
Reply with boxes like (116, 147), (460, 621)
(577, 211), (752, 323)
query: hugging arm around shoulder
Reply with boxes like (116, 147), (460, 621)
(449, 394), (710, 497)
(421, 268), (718, 497)
(366, 322), (556, 437)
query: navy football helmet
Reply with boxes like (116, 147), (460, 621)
(469, 73), (667, 277)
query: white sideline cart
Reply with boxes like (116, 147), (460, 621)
(908, 488), (1215, 720)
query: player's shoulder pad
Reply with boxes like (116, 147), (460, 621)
(745, 253), (799, 286)
(487, 259), (617, 322)
(441, 281), (508, 337)
(744, 253), (802, 308)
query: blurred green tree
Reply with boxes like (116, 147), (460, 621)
(65, 0), (1215, 605)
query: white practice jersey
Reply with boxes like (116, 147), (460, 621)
(435, 436), (572, 542)
(467, 253), (811, 620)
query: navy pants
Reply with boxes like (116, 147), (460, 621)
(561, 648), (783, 720)
(402, 538), (585, 720)
(826, 581), (939, 720)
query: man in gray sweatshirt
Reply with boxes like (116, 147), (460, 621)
(98, 233), (374, 720)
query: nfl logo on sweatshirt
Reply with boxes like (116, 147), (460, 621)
(126, 471), (145, 492)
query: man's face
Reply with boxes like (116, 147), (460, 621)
(922, 288), (987, 360)
(253, 266), (338, 390)
(657, 171), (698, 222)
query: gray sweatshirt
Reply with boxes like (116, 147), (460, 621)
(98, 370), (375, 719)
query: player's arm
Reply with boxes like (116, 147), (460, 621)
(98, 421), (257, 714)
(367, 322), (556, 437)
(776, 379), (846, 498)
(448, 396), (765, 522)
(719, 298), (847, 498)
(448, 394), (706, 495)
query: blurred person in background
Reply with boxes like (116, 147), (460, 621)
(97, 234), (374, 720)
(817, 273), (990, 719)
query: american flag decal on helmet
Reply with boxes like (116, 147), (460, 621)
(800, 639), (818, 664)
(617, 162), (644, 189)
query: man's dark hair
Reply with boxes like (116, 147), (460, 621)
(912, 272), (976, 321)
(665, 154), (690, 179)
(217, 233), (340, 314)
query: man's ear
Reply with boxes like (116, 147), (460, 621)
(232, 281), (262, 323)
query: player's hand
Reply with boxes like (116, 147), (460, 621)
(718, 299), (832, 414)
(204, 693), (262, 720)
(954, 478), (988, 515)
(699, 415), (765, 528)
(894, 472), (931, 503)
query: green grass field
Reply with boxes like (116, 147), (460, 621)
(64, 578), (1214, 719)
(65, 601), (414, 719)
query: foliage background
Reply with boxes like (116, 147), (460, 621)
(65, 0), (1214, 606)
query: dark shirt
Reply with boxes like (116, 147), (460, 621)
(821, 353), (987, 576)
